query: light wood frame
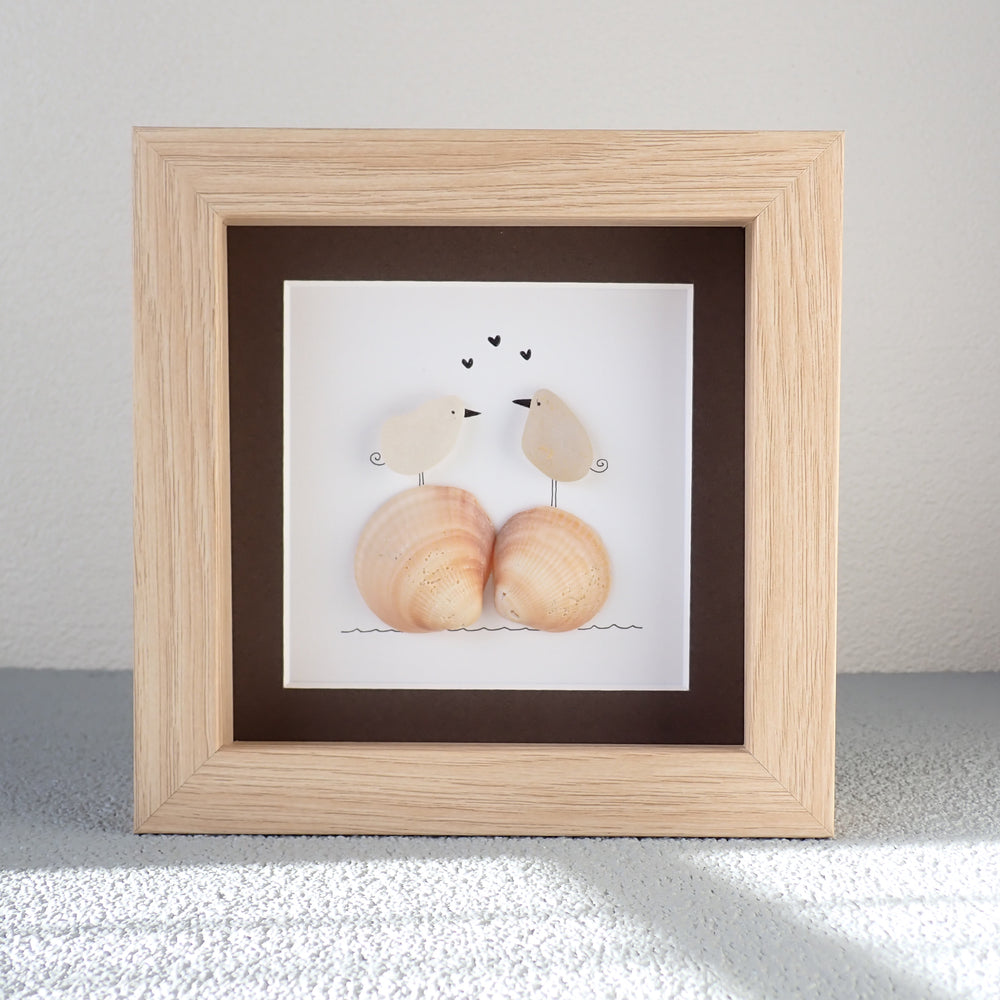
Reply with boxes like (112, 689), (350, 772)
(134, 129), (842, 836)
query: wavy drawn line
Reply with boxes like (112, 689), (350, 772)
(342, 624), (642, 634)
(576, 624), (643, 631)
(447, 626), (538, 633)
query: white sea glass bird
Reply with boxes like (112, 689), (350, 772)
(377, 395), (480, 485)
(513, 389), (595, 506)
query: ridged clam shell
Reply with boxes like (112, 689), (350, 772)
(493, 507), (611, 631)
(355, 486), (494, 632)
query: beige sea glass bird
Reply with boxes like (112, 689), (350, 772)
(377, 395), (480, 485)
(513, 389), (594, 506)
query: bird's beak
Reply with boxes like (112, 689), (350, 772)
(464, 408), (480, 418)
(512, 398), (531, 408)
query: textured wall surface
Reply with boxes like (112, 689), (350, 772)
(1, 0), (998, 672)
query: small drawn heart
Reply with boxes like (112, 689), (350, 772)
(461, 358), (474, 369)
(520, 349), (532, 360)
(488, 335), (501, 347)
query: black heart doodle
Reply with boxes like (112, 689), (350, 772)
(461, 358), (474, 369)
(520, 349), (532, 360)
(488, 335), (501, 347)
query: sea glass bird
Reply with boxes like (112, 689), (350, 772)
(378, 395), (480, 485)
(513, 389), (593, 506)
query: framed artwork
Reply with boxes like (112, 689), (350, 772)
(283, 278), (693, 692)
(134, 129), (842, 836)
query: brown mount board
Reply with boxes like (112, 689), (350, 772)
(227, 225), (745, 744)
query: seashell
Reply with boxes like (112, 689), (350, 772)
(493, 507), (611, 632)
(355, 486), (494, 632)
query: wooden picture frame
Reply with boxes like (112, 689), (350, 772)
(134, 129), (842, 837)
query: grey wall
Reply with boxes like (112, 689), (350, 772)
(2, 0), (998, 673)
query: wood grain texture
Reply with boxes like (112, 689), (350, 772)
(745, 136), (843, 833)
(135, 129), (836, 225)
(133, 129), (842, 836)
(141, 744), (830, 838)
(133, 134), (234, 823)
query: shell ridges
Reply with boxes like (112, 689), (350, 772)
(493, 506), (611, 632)
(355, 486), (494, 632)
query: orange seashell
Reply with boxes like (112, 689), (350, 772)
(355, 486), (494, 632)
(493, 506), (611, 632)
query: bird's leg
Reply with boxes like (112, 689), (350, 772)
(418, 472), (425, 486)
(550, 479), (558, 508)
